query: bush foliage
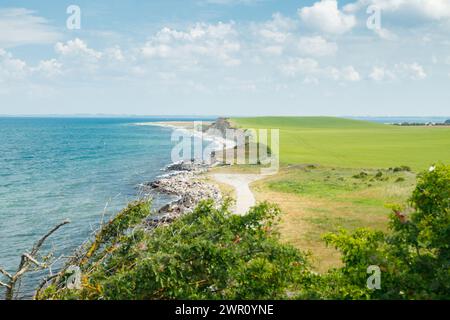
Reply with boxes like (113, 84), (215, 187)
(39, 201), (307, 300)
(319, 163), (449, 299)
(39, 164), (449, 300)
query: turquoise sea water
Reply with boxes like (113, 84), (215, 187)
(0, 117), (211, 298)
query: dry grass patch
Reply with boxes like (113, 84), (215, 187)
(249, 165), (415, 273)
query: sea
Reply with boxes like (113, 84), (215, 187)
(0, 116), (215, 298)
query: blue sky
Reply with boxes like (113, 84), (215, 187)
(1, 0), (450, 116)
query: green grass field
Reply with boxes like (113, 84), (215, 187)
(231, 117), (450, 171)
(226, 116), (449, 271)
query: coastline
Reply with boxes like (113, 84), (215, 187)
(136, 119), (236, 222)
(140, 160), (223, 225)
(134, 120), (236, 151)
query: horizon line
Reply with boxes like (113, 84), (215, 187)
(0, 114), (449, 118)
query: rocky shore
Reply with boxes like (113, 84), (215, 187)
(138, 118), (237, 228)
(140, 160), (223, 228)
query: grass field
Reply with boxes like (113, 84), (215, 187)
(251, 165), (415, 272)
(223, 117), (449, 272)
(230, 117), (450, 170)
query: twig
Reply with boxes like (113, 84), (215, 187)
(23, 253), (45, 267)
(0, 267), (12, 279)
(0, 219), (70, 300)
(30, 219), (70, 257)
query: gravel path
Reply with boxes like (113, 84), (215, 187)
(212, 174), (265, 215)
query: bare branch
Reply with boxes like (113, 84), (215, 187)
(30, 219), (70, 256)
(2, 219), (70, 300)
(23, 253), (44, 268)
(0, 280), (11, 289)
(0, 267), (13, 279)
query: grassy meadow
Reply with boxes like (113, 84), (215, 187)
(230, 117), (450, 170)
(224, 117), (450, 272)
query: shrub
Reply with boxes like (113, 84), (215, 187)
(393, 166), (411, 173)
(353, 172), (368, 179)
(39, 201), (308, 300)
(321, 164), (450, 299)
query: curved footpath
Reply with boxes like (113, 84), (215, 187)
(212, 174), (265, 215)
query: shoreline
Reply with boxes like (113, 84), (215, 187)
(140, 160), (223, 225)
(134, 120), (237, 151)
(137, 119), (236, 221)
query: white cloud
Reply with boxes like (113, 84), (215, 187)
(259, 29), (289, 43)
(345, 0), (450, 21)
(0, 8), (61, 48)
(281, 58), (360, 82)
(370, 63), (427, 81)
(260, 12), (297, 35)
(374, 28), (397, 40)
(297, 36), (338, 57)
(299, 0), (356, 34)
(261, 45), (284, 56)
(105, 47), (125, 62)
(280, 58), (320, 77)
(341, 66), (361, 81)
(141, 22), (241, 66)
(0, 49), (29, 80)
(34, 59), (63, 78)
(55, 38), (103, 60)
(395, 63), (427, 80)
(369, 66), (395, 81)
(0, 49), (65, 83)
(254, 13), (297, 56)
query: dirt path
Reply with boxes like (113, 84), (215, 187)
(212, 174), (265, 215)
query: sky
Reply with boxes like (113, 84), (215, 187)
(0, 0), (450, 116)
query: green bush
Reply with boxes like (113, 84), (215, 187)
(40, 200), (307, 300)
(321, 163), (450, 299)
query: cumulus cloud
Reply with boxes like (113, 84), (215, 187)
(0, 49), (29, 80)
(253, 13), (297, 56)
(280, 58), (320, 77)
(55, 38), (103, 60)
(297, 36), (338, 57)
(299, 0), (356, 34)
(33, 59), (63, 78)
(0, 8), (61, 48)
(369, 66), (395, 81)
(105, 47), (125, 62)
(281, 57), (360, 82)
(141, 22), (241, 66)
(340, 66), (361, 81)
(395, 63), (427, 80)
(369, 63), (427, 81)
(259, 12), (297, 38)
(0, 49), (66, 82)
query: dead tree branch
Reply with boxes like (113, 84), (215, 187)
(0, 219), (70, 300)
